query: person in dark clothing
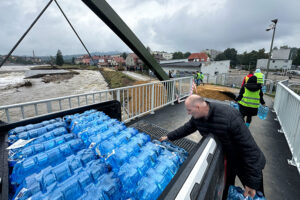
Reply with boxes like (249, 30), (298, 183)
(169, 70), (173, 78)
(235, 76), (265, 127)
(160, 95), (266, 199)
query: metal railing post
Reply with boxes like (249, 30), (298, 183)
(5, 108), (10, 123)
(47, 102), (52, 113)
(151, 83), (155, 114)
(171, 80), (175, 105)
(117, 90), (120, 102)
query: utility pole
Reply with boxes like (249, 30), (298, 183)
(265, 19), (278, 80)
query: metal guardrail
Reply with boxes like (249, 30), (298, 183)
(274, 80), (300, 174)
(204, 74), (275, 94)
(0, 77), (192, 123)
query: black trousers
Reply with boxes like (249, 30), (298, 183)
(242, 114), (252, 123)
(222, 161), (264, 200)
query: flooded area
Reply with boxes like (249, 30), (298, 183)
(0, 65), (110, 122)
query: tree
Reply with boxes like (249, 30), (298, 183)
(280, 45), (289, 49)
(292, 49), (300, 65)
(121, 52), (128, 59)
(183, 52), (191, 58)
(72, 57), (75, 65)
(223, 48), (237, 66)
(172, 51), (184, 59)
(56, 50), (64, 66)
(215, 53), (227, 61)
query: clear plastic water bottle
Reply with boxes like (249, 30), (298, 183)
(230, 101), (239, 110)
(136, 176), (161, 200)
(129, 156), (151, 176)
(96, 172), (121, 200)
(262, 85), (266, 93)
(160, 147), (185, 166)
(258, 105), (269, 120)
(146, 168), (170, 192)
(118, 163), (140, 197)
(154, 160), (174, 181)
(227, 185), (246, 200)
(8, 126), (26, 136)
(133, 133), (151, 146)
(156, 154), (179, 175)
(161, 140), (188, 158)
(95, 139), (115, 157)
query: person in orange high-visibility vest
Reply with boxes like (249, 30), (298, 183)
(241, 71), (253, 87)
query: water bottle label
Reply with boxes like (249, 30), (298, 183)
(7, 138), (35, 150)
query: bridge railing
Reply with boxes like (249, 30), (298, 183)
(0, 77), (192, 123)
(274, 79), (300, 174)
(204, 74), (275, 94)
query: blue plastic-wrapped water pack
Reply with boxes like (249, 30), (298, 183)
(8, 109), (188, 200)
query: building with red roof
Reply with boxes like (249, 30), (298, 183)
(188, 53), (209, 62)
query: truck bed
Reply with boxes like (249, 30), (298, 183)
(0, 100), (225, 200)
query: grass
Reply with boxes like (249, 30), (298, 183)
(100, 70), (136, 89)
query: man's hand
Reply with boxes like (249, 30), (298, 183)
(244, 185), (256, 198)
(159, 136), (168, 142)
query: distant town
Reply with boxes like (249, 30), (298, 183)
(1, 46), (300, 74)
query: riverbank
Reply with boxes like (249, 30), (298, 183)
(99, 68), (136, 88)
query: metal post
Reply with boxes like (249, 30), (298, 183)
(151, 84), (155, 114)
(117, 90), (120, 102)
(266, 19), (278, 80)
(171, 80), (175, 105)
(82, 0), (169, 80)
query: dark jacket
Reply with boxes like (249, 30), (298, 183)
(236, 76), (265, 116)
(167, 101), (266, 190)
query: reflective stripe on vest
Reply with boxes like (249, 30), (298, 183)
(238, 88), (260, 108)
(255, 72), (264, 84)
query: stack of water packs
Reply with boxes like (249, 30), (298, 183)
(7, 109), (188, 200)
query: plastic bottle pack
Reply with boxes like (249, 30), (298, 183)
(9, 109), (189, 200)
(227, 185), (266, 200)
(258, 105), (269, 120)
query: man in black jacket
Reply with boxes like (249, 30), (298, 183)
(160, 94), (266, 199)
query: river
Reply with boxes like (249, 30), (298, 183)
(0, 65), (109, 106)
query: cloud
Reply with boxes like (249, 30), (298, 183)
(0, 0), (300, 56)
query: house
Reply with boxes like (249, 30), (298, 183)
(160, 60), (230, 77)
(125, 53), (143, 70)
(256, 48), (292, 70)
(188, 53), (209, 62)
(202, 49), (222, 60)
(111, 56), (125, 67)
(152, 51), (173, 60)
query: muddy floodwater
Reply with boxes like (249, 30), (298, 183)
(0, 68), (110, 122)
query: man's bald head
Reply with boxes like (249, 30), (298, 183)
(185, 95), (209, 119)
(185, 95), (205, 107)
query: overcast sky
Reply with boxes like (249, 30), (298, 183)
(0, 0), (299, 56)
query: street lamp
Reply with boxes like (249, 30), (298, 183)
(265, 19), (278, 80)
